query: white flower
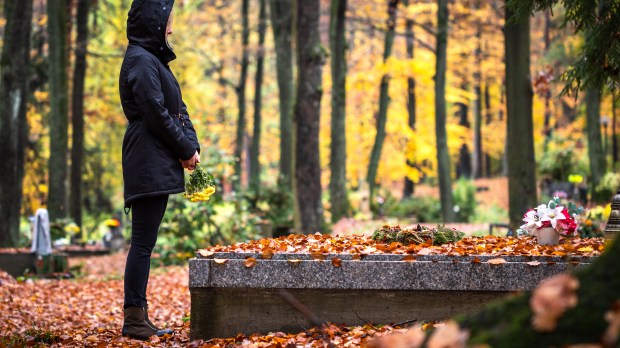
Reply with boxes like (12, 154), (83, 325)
(540, 206), (566, 229)
(521, 209), (542, 232)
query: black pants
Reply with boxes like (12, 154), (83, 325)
(124, 195), (168, 309)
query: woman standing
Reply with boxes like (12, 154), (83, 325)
(119, 0), (200, 339)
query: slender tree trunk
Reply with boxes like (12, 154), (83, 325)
(542, 9), (553, 150)
(367, 0), (399, 199)
(500, 80), (508, 176)
(270, 0), (294, 190)
(0, 0), (33, 247)
(47, 0), (70, 221)
(233, 0), (250, 191)
(329, 0), (350, 222)
(435, 0), (455, 222)
(295, 0), (324, 234)
(484, 82), (492, 177)
(70, 0), (89, 232)
(586, 87), (605, 202)
(402, 0), (417, 199)
(613, 92), (618, 169)
(505, 5), (536, 229)
(472, 20), (483, 179)
(250, 0), (267, 193)
(456, 82), (472, 179)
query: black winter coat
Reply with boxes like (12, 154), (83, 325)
(119, 0), (200, 207)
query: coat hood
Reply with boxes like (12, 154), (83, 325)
(126, 0), (176, 63)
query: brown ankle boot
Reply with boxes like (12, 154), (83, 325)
(144, 306), (173, 335)
(122, 306), (173, 340)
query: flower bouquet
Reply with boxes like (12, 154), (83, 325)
(182, 165), (216, 202)
(518, 196), (584, 245)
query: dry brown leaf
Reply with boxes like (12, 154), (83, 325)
(261, 248), (274, 259)
(287, 259), (301, 265)
(311, 252), (326, 260)
(213, 258), (228, 264)
(332, 257), (342, 267)
(487, 258), (507, 265)
(402, 255), (417, 262)
(530, 274), (580, 332)
(244, 257), (257, 268)
(198, 249), (215, 258)
(427, 320), (469, 348)
(367, 324), (425, 348)
(417, 248), (433, 255)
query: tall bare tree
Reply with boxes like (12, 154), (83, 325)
(47, 0), (70, 221)
(367, 0), (399, 199)
(472, 4), (483, 179)
(505, 4), (536, 229)
(402, 0), (417, 199)
(233, 0), (250, 191)
(435, 0), (455, 222)
(269, 0), (294, 190)
(70, 0), (90, 231)
(329, 0), (350, 222)
(0, 0), (34, 247)
(249, 0), (267, 193)
(586, 87), (605, 201)
(295, 0), (325, 234)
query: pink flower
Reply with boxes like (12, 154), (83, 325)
(555, 208), (577, 235)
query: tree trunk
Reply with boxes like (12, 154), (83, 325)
(249, 0), (267, 193)
(70, 0), (89, 233)
(270, 0), (294, 190)
(402, 0), (417, 199)
(500, 81), (508, 176)
(586, 87), (605, 202)
(484, 82), (492, 177)
(295, 0), (324, 234)
(0, 0), (33, 247)
(233, 0), (250, 192)
(367, 0), (399, 199)
(472, 17), (483, 179)
(542, 9), (553, 151)
(456, 83), (472, 179)
(435, 0), (455, 222)
(460, 236), (620, 346)
(505, 5), (536, 230)
(47, 0), (70, 221)
(329, 0), (350, 223)
(613, 92), (618, 169)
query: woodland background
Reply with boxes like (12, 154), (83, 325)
(0, 0), (618, 252)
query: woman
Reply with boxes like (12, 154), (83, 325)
(119, 0), (200, 339)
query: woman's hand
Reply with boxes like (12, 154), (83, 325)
(181, 151), (200, 170)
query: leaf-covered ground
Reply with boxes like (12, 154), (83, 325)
(0, 233), (607, 347)
(0, 252), (410, 347)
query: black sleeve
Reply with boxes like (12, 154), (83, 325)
(181, 100), (201, 154)
(129, 54), (195, 161)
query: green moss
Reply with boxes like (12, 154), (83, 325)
(371, 225), (464, 246)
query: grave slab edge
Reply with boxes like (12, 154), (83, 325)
(188, 257), (590, 291)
